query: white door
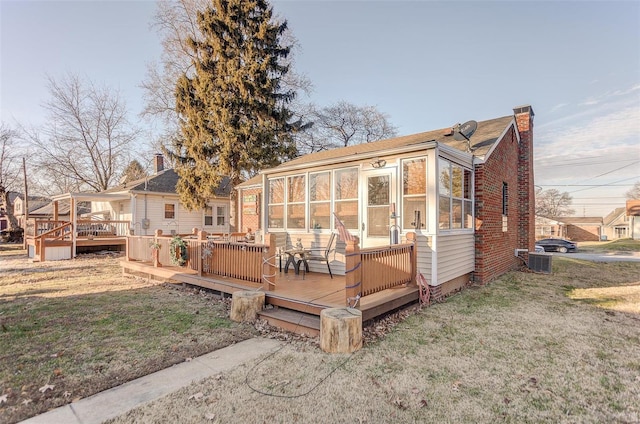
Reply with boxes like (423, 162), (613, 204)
(362, 170), (395, 247)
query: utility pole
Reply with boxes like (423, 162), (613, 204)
(22, 157), (28, 250)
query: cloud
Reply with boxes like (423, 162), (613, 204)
(550, 103), (569, 113)
(580, 98), (599, 106)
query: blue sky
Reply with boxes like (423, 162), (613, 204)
(1, 0), (639, 217)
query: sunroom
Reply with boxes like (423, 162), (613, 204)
(250, 139), (476, 290)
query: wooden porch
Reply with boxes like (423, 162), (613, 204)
(122, 230), (420, 335)
(25, 219), (129, 261)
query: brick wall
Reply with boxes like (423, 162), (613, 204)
(474, 126), (521, 283)
(474, 106), (535, 284)
(239, 187), (262, 233)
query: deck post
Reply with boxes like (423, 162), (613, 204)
(345, 236), (361, 308)
(125, 233), (130, 262)
(197, 230), (207, 276)
(262, 232), (277, 291)
(406, 232), (417, 285)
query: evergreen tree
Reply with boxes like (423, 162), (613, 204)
(172, 0), (297, 210)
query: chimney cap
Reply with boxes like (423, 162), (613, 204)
(513, 105), (534, 117)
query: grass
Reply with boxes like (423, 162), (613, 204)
(0, 244), (257, 424)
(577, 238), (640, 252)
(108, 257), (640, 424)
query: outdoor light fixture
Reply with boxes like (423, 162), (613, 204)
(371, 158), (386, 168)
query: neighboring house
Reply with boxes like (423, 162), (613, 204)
(555, 216), (603, 242)
(0, 191), (21, 231)
(89, 155), (232, 236)
(28, 200), (91, 221)
(627, 200), (640, 240)
(13, 194), (50, 228)
(26, 154), (232, 261)
(237, 105), (536, 292)
(602, 207), (630, 240)
(535, 216), (566, 239)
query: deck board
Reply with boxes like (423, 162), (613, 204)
(121, 260), (417, 322)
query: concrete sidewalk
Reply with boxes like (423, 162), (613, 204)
(21, 338), (282, 424)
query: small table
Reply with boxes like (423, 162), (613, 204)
(284, 249), (310, 275)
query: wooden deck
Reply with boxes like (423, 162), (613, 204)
(121, 259), (419, 326)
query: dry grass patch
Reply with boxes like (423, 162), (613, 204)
(109, 258), (640, 424)
(0, 246), (257, 424)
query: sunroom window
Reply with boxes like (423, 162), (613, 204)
(402, 158), (427, 230)
(334, 168), (359, 229)
(268, 178), (284, 228)
(287, 175), (306, 229)
(439, 158), (473, 230)
(309, 172), (331, 230)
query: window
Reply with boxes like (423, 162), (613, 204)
(438, 158), (473, 230)
(334, 168), (359, 229)
(287, 175), (306, 229)
(402, 158), (427, 230)
(502, 182), (508, 215)
(438, 159), (451, 229)
(164, 203), (175, 220)
(216, 206), (226, 226)
(310, 172), (331, 229)
(267, 178), (284, 228)
(204, 206), (213, 226)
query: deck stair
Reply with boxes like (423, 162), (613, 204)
(258, 307), (321, 337)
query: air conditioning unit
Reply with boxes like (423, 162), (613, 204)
(528, 253), (552, 274)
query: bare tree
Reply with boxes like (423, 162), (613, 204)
(296, 101), (398, 154)
(0, 123), (22, 229)
(24, 74), (139, 193)
(536, 188), (575, 217)
(626, 181), (640, 200)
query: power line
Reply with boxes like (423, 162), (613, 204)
(569, 176), (639, 194)
(537, 159), (637, 168)
(581, 160), (640, 182)
(538, 184), (634, 187)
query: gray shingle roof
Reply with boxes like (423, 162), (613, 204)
(105, 169), (231, 198)
(261, 115), (514, 173)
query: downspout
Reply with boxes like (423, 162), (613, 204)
(131, 194), (137, 235)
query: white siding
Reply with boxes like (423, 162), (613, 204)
(410, 233), (434, 285)
(45, 246), (72, 261)
(435, 233), (474, 285)
(133, 195), (230, 236)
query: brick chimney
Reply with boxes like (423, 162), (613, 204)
(513, 105), (535, 252)
(154, 153), (164, 174)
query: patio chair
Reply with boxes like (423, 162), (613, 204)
(304, 232), (337, 278)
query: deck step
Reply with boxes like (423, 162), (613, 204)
(258, 307), (321, 337)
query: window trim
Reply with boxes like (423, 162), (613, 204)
(438, 157), (474, 232)
(163, 202), (177, 220)
(401, 157), (427, 231)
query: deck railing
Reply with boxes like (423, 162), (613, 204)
(345, 233), (417, 306)
(25, 219), (69, 237)
(125, 231), (273, 285)
(32, 222), (73, 259)
(76, 220), (130, 237)
(25, 219), (130, 238)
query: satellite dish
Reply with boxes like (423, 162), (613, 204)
(453, 120), (478, 142)
(119, 175), (128, 185)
